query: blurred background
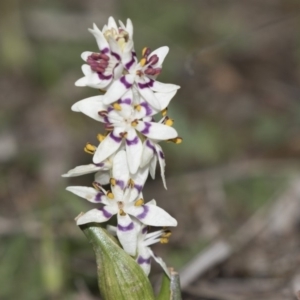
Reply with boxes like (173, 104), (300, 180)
(1, 0), (300, 299)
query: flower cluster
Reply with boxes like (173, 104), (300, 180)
(63, 17), (181, 277)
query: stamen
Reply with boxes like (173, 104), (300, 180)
(92, 181), (101, 190)
(162, 230), (172, 238)
(164, 117), (174, 127)
(119, 209), (126, 216)
(97, 133), (106, 142)
(139, 58), (147, 67)
(113, 103), (122, 111)
(131, 120), (139, 127)
(128, 179), (134, 188)
(142, 47), (151, 57)
(168, 137), (182, 144)
(160, 237), (169, 244)
(110, 178), (116, 186)
(134, 105), (142, 112)
(120, 131), (128, 139)
(98, 110), (108, 117)
(161, 108), (168, 117)
(84, 143), (96, 154)
(107, 191), (114, 199)
(134, 198), (144, 206)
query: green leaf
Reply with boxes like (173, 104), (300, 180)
(81, 223), (155, 300)
(157, 269), (182, 300)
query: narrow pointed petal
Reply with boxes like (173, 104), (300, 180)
(108, 16), (118, 30)
(94, 170), (110, 185)
(117, 214), (137, 256)
(129, 166), (149, 201)
(126, 18), (133, 39)
(125, 129), (142, 174)
(149, 46), (169, 68)
(88, 23), (109, 52)
(66, 186), (107, 203)
(149, 248), (171, 278)
(151, 80), (180, 93)
(81, 51), (93, 61)
(156, 144), (167, 189)
(136, 121), (177, 140)
(76, 207), (116, 225)
(93, 129), (123, 164)
(140, 139), (156, 168)
(108, 38), (121, 61)
(103, 74), (135, 105)
(123, 47), (137, 71)
(112, 150), (130, 189)
(71, 95), (107, 122)
(155, 90), (177, 110)
(127, 203), (177, 227)
(146, 199), (157, 206)
(149, 156), (157, 179)
(62, 164), (102, 177)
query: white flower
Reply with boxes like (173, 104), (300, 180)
(71, 90), (178, 174)
(102, 46), (180, 110)
(67, 150), (177, 255)
(75, 17), (135, 89)
(107, 219), (171, 277)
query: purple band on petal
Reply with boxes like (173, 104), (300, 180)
(138, 79), (154, 89)
(140, 102), (152, 116)
(146, 140), (156, 153)
(140, 122), (151, 135)
(159, 151), (165, 159)
(110, 131), (122, 143)
(117, 222), (134, 232)
(136, 205), (149, 220)
(137, 256), (151, 264)
(134, 184), (143, 193)
(94, 163), (104, 167)
(111, 51), (121, 61)
(101, 48), (109, 54)
(120, 76), (132, 89)
(126, 136), (139, 146)
(125, 55), (135, 70)
(95, 192), (104, 202)
(116, 180), (125, 189)
(142, 226), (148, 234)
(118, 98), (132, 105)
(98, 207), (113, 218)
(98, 72), (113, 80)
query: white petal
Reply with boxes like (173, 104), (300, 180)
(140, 140), (156, 168)
(94, 171), (110, 185)
(108, 38), (121, 61)
(123, 47), (137, 71)
(155, 144), (167, 189)
(81, 51), (93, 62)
(71, 95), (107, 122)
(149, 156), (157, 179)
(76, 207), (116, 225)
(125, 129), (142, 174)
(137, 78), (160, 109)
(108, 16), (118, 30)
(75, 76), (88, 87)
(93, 129), (123, 164)
(149, 46), (169, 68)
(149, 248), (171, 278)
(155, 90), (177, 110)
(117, 214), (137, 256)
(106, 224), (117, 235)
(62, 164), (102, 177)
(126, 19), (133, 39)
(151, 81), (180, 93)
(146, 199), (157, 206)
(136, 121), (177, 140)
(88, 23), (109, 52)
(66, 186), (107, 203)
(136, 246), (151, 275)
(127, 203), (177, 227)
(129, 166), (149, 201)
(103, 74), (135, 105)
(112, 150), (130, 188)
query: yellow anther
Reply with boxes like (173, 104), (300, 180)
(97, 134), (106, 142)
(142, 47), (149, 57)
(164, 118), (174, 127)
(113, 103), (122, 111)
(168, 137), (182, 144)
(162, 231), (172, 238)
(128, 179), (135, 188)
(110, 178), (116, 186)
(84, 143), (96, 154)
(119, 209), (126, 216)
(107, 191), (114, 199)
(140, 58), (147, 67)
(134, 105), (142, 112)
(161, 108), (168, 117)
(160, 238), (169, 244)
(131, 120), (139, 127)
(134, 198), (144, 207)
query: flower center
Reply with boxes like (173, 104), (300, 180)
(104, 28), (129, 50)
